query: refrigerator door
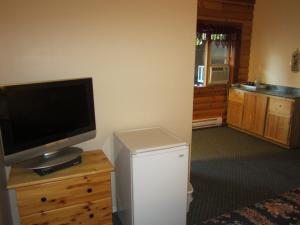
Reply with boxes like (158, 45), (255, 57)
(114, 138), (133, 225)
(132, 146), (188, 225)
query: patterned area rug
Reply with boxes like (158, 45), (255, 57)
(201, 187), (300, 225)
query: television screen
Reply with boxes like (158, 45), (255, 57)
(0, 78), (96, 161)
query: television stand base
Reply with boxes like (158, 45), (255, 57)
(18, 147), (83, 176)
(33, 155), (82, 176)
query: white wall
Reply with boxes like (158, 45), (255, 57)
(249, 0), (300, 87)
(0, 0), (197, 219)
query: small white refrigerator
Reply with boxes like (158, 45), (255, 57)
(114, 127), (189, 225)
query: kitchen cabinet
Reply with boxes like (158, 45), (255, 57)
(264, 97), (293, 145)
(242, 92), (268, 135)
(227, 89), (245, 127)
(227, 88), (300, 148)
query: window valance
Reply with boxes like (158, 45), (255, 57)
(196, 23), (239, 48)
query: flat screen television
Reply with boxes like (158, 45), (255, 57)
(0, 78), (96, 174)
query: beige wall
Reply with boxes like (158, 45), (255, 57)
(249, 0), (300, 87)
(0, 0), (197, 216)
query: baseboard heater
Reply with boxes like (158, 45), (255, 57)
(192, 117), (222, 129)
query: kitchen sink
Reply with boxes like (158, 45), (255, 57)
(233, 82), (300, 98)
(240, 82), (267, 90)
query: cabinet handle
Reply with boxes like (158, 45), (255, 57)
(89, 213), (94, 218)
(87, 188), (93, 193)
(41, 197), (47, 202)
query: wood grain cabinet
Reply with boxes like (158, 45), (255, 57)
(242, 92), (268, 135)
(227, 88), (300, 148)
(227, 89), (245, 127)
(264, 97), (294, 145)
(7, 150), (113, 225)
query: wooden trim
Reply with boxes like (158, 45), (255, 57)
(218, 0), (255, 6)
(204, 41), (209, 86)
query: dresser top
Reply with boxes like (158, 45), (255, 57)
(7, 150), (113, 189)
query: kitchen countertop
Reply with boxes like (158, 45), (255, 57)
(232, 84), (300, 99)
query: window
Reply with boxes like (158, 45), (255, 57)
(194, 23), (241, 87)
(210, 40), (228, 64)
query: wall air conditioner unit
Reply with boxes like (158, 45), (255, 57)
(192, 117), (222, 129)
(208, 64), (229, 85)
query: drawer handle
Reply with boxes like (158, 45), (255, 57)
(89, 213), (94, 219)
(87, 188), (93, 193)
(41, 197), (47, 202)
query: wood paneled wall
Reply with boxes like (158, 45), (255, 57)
(198, 0), (255, 82)
(193, 85), (228, 121)
(193, 0), (255, 122)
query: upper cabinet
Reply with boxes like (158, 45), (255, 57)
(227, 88), (300, 148)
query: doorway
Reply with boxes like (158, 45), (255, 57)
(193, 21), (242, 127)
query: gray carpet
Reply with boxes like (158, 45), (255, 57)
(188, 126), (300, 225)
(113, 213), (122, 225)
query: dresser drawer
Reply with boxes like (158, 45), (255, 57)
(16, 173), (111, 217)
(20, 198), (112, 225)
(268, 98), (293, 116)
(228, 89), (244, 103)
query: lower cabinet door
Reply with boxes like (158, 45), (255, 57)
(264, 114), (291, 145)
(242, 93), (268, 135)
(264, 97), (293, 145)
(227, 101), (244, 127)
(20, 198), (112, 225)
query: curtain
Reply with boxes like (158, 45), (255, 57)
(196, 23), (239, 48)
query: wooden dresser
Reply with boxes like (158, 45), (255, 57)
(7, 150), (113, 225)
